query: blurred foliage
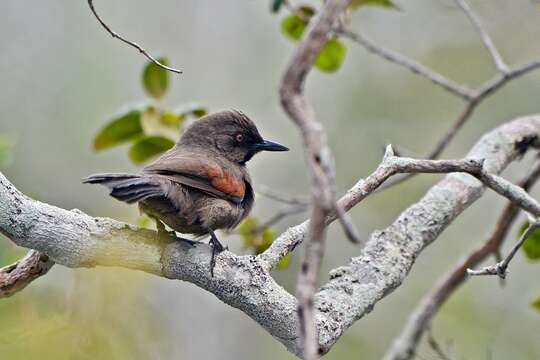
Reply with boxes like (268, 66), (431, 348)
(279, 6), (346, 73)
(237, 216), (291, 269)
(93, 57), (208, 164)
(519, 222), (540, 261)
(276, 1), (396, 73)
(532, 296), (540, 314)
(129, 136), (175, 165)
(0, 136), (13, 168)
(137, 215), (153, 229)
(518, 222), (540, 315)
(280, 6), (314, 41)
(0, 271), (170, 360)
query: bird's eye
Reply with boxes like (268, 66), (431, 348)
(235, 134), (244, 143)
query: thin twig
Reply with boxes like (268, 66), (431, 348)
(379, 100), (478, 189)
(426, 329), (453, 360)
(454, 0), (509, 73)
(259, 204), (309, 229)
(427, 100), (478, 159)
(335, 28), (475, 101)
(87, 0), (182, 74)
(431, 59), (540, 162)
(256, 185), (310, 206)
(384, 158), (540, 360)
(467, 219), (540, 278)
(333, 202), (361, 243)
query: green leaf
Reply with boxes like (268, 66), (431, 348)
(532, 296), (540, 314)
(257, 227), (277, 254)
(176, 103), (209, 119)
(93, 110), (143, 151)
(519, 222), (540, 261)
(137, 215), (152, 229)
(142, 58), (169, 99)
(237, 216), (290, 268)
(238, 216), (258, 247)
(281, 14), (305, 40)
(277, 254), (292, 269)
(192, 108), (208, 118)
(160, 111), (184, 126)
(238, 217), (275, 253)
(128, 136), (175, 164)
(280, 7), (314, 41)
(348, 0), (400, 12)
(315, 39), (347, 72)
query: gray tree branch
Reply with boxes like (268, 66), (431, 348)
(279, 0), (353, 358)
(0, 250), (54, 298)
(1, 115), (539, 357)
(384, 158), (540, 360)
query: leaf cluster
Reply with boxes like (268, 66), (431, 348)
(93, 58), (208, 164)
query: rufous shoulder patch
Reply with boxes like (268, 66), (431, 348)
(208, 167), (245, 198)
(206, 164), (223, 178)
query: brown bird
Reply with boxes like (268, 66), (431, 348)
(83, 110), (288, 275)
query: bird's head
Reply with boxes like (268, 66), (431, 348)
(178, 110), (288, 164)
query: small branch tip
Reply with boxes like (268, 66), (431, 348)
(87, 0), (182, 75)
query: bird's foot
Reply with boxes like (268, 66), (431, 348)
(208, 230), (226, 277)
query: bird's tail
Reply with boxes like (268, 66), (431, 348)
(82, 173), (163, 204)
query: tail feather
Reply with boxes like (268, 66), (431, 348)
(82, 173), (163, 204)
(82, 173), (140, 185)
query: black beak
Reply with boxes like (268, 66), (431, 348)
(255, 139), (289, 152)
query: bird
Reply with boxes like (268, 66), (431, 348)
(83, 109), (288, 275)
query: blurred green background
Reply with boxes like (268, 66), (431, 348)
(1, 0), (540, 359)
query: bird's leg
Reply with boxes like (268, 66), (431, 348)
(208, 229), (225, 277)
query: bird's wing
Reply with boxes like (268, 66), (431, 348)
(143, 152), (245, 204)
